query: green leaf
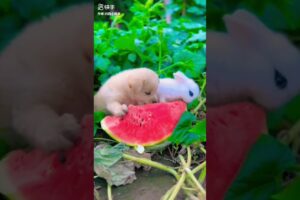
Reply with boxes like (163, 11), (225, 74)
(272, 177), (300, 200)
(94, 55), (110, 72)
(190, 120), (206, 142)
(94, 111), (106, 135)
(147, 35), (160, 45)
(128, 53), (137, 62)
(195, 0), (206, 7)
(94, 144), (134, 186)
(114, 34), (136, 51)
(187, 98), (200, 110)
(182, 22), (204, 30)
(225, 135), (296, 200)
(267, 95), (300, 133)
(0, 15), (21, 50)
(0, 138), (10, 159)
(94, 143), (128, 168)
(108, 65), (121, 75)
(173, 49), (206, 78)
(187, 6), (205, 15)
(98, 73), (110, 85)
(169, 112), (205, 145)
(187, 30), (206, 43)
(94, 111), (106, 123)
(94, 123), (99, 136)
(12, 0), (56, 19)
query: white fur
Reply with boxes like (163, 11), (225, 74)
(207, 9), (300, 109)
(158, 71), (200, 103)
(0, 4), (93, 151)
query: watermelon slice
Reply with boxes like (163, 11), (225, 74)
(207, 102), (267, 200)
(101, 101), (186, 146)
(0, 116), (93, 200)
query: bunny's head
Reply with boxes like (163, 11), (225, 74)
(223, 9), (300, 109)
(174, 71), (200, 103)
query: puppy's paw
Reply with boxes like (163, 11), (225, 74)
(121, 104), (128, 112)
(111, 105), (128, 116)
(59, 113), (80, 141)
(112, 108), (126, 116)
(32, 114), (80, 152)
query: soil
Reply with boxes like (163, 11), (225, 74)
(97, 158), (185, 200)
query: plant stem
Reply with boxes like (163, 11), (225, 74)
(160, 62), (184, 74)
(179, 156), (206, 196)
(191, 161), (206, 174)
(200, 145), (206, 154)
(187, 147), (192, 166)
(182, 186), (197, 192)
(107, 184), (113, 200)
(94, 138), (116, 143)
(94, 188), (102, 200)
(168, 173), (186, 200)
(192, 98), (206, 114)
(198, 166), (206, 183)
(287, 119), (300, 153)
(192, 161), (207, 184)
(182, 0), (186, 16)
(161, 185), (175, 200)
(123, 153), (179, 179)
(201, 77), (206, 92)
(158, 29), (163, 74)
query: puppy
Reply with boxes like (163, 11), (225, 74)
(94, 68), (159, 116)
(0, 4), (93, 151)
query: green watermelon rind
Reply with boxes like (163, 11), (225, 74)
(0, 159), (23, 200)
(101, 119), (174, 147)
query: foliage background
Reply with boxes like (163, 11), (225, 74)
(207, 0), (300, 45)
(94, 0), (207, 199)
(94, 0), (207, 145)
(0, 0), (91, 51)
(207, 1), (300, 199)
(94, 0), (206, 92)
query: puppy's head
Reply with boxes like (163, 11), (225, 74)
(127, 68), (159, 105)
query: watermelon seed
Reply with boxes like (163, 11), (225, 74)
(59, 153), (67, 164)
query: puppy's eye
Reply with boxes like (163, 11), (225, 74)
(274, 69), (288, 89)
(145, 91), (151, 95)
(189, 90), (194, 97)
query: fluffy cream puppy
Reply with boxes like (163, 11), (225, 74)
(0, 4), (93, 151)
(94, 68), (159, 116)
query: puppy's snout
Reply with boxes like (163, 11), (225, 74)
(152, 96), (158, 103)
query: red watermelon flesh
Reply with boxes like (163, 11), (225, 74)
(207, 102), (266, 200)
(0, 116), (93, 200)
(101, 101), (186, 146)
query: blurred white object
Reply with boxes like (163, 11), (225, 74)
(207, 9), (300, 110)
(158, 71), (200, 103)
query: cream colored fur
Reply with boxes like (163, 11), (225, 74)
(94, 68), (159, 116)
(0, 4), (93, 151)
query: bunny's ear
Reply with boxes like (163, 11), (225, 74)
(224, 9), (273, 46)
(174, 71), (188, 83)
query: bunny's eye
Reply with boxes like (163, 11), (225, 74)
(145, 91), (151, 95)
(274, 69), (288, 89)
(189, 90), (194, 97)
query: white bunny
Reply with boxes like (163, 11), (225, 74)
(207, 9), (300, 110)
(158, 71), (200, 103)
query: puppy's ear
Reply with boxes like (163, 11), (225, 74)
(128, 77), (145, 92)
